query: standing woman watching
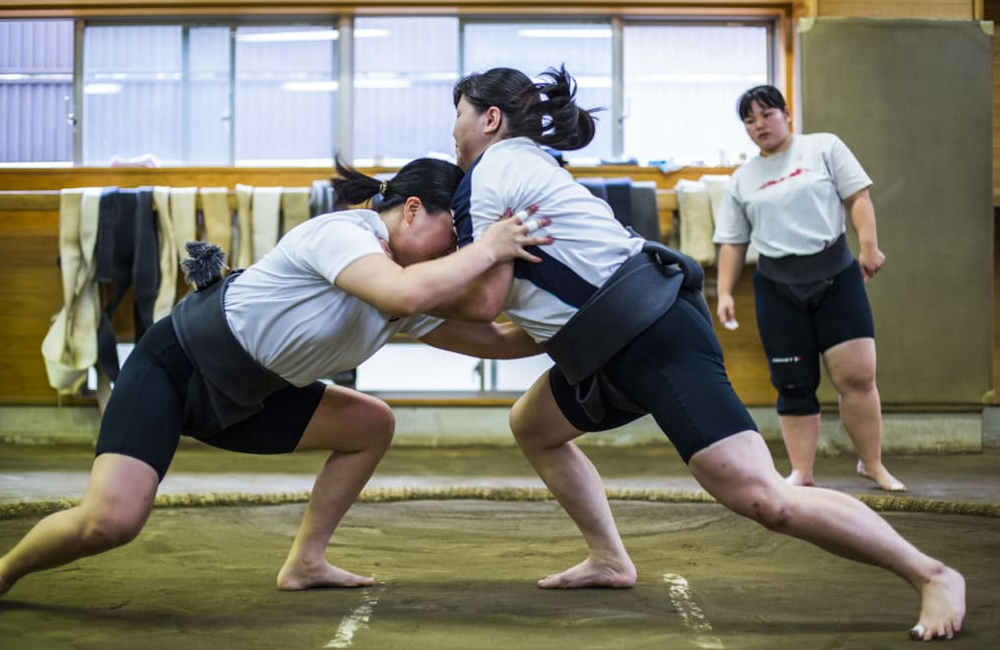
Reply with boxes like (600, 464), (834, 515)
(0, 157), (549, 600)
(446, 66), (963, 641)
(713, 85), (905, 492)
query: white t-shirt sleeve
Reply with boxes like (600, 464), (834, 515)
(469, 159), (511, 242)
(824, 134), (873, 200)
(712, 175), (752, 244)
(398, 314), (444, 339)
(295, 219), (385, 285)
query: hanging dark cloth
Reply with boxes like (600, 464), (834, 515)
(95, 188), (161, 381)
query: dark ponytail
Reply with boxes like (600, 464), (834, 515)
(453, 64), (600, 151)
(332, 156), (464, 215)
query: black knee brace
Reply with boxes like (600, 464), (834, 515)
(769, 355), (820, 416)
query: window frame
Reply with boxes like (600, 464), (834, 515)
(75, 15), (341, 166)
(2, 9), (782, 167)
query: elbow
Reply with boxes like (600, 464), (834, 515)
(464, 292), (505, 322)
(467, 301), (503, 323)
(383, 294), (425, 318)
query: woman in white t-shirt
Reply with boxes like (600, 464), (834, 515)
(447, 67), (963, 641)
(0, 158), (550, 600)
(713, 85), (905, 494)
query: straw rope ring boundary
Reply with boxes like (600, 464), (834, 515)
(2, 486), (998, 520)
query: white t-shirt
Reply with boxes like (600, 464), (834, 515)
(713, 133), (872, 258)
(224, 210), (442, 386)
(453, 137), (644, 343)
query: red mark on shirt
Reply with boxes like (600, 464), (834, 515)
(756, 167), (810, 191)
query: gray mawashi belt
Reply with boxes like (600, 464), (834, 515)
(543, 242), (708, 423)
(171, 272), (291, 437)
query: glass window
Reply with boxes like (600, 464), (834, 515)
(461, 20), (614, 164)
(81, 22), (338, 166)
(8, 15), (773, 169)
(357, 344), (488, 392)
(356, 344), (550, 393)
(83, 25), (185, 165)
(234, 24), (338, 165)
(353, 16), (459, 165)
(623, 22), (770, 166)
(0, 20), (74, 164)
(188, 26), (232, 165)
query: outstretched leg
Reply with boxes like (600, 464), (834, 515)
(276, 385), (395, 590)
(509, 372), (636, 589)
(689, 431), (964, 640)
(0, 453), (159, 598)
(824, 338), (906, 492)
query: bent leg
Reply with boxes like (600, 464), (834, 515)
(824, 338), (905, 492)
(509, 372), (636, 589)
(276, 384), (395, 590)
(689, 431), (964, 640)
(0, 453), (158, 597)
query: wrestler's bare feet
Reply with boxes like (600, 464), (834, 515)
(785, 469), (815, 487)
(277, 559), (374, 590)
(537, 556), (637, 589)
(910, 565), (965, 641)
(857, 460), (907, 492)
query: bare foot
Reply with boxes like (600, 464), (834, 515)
(857, 460), (907, 492)
(277, 559), (374, 590)
(785, 469), (815, 487)
(537, 556), (636, 589)
(910, 565), (965, 641)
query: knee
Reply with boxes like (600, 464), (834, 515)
(723, 489), (793, 531)
(774, 375), (820, 416)
(836, 370), (875, 396)
(363, 401), (395, 450)
(509, 402), (529, 444)
(776, 391), (819, 416)
(749, 498), (793, 531)
(78, 508), (147, 552)
(509, 399), (541, 449)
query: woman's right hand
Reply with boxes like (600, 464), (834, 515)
(716, 294), (737, 328)
(480, 205), (553, 264)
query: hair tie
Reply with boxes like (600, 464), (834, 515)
(379, 180), (388, 195)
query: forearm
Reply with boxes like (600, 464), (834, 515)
(426, 262), (513, 322)
(716, 243), (748, 298)
(396, 243), (504, 314)
(846, 189), (879, 251)
(419, 319), (542, 359)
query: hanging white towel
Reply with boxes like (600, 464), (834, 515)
(234, 184), (254, 269)
(251, 187), (283, 263)
(152, 186), (178, 320)
(700, 174), (758, 264)
(170, 187), (198, 263)
(281, 187), (311, 236)
(41, 188), (102, 394)
(675, 179), (716, 266)
(200, 187), (233, 256)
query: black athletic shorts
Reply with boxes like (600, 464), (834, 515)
(549, 298), (758, 463)
(95, 316), (326, 480)
(753, 260), (875, 363)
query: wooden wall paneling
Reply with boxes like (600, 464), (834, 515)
(0, 210), (90, 405)
(817, 0), (975, 19)
(1, 165), (759, 405)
